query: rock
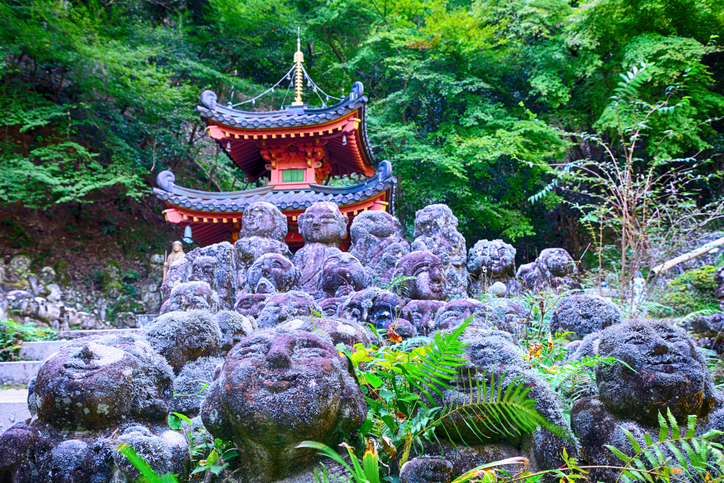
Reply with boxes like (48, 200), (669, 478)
(200, 328), (366, 482)
(9, 253), (32, 273)
(46, 283), (61, 303)
(115, 311), (138, 329)
(144, 310), (222, 373)
(112, 424), (190, 481)
(400, 458), (453, 483)
(434, 299), (507, 332)
(411, 204), (468, 298)
(487, 281), (508, 297)
(349, 211), (410, 285)
(393, 251), (446, 301)
(140, 278), (162, 315)
(550, 294), (622, 340)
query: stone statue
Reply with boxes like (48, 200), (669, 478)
(517, 248), (580, 292)
(163, 241), (185, 281)
(434, 299), (507, 332)
(255, 290), (322, 329)
(235, 293), (268, 319)
(279, 316), (376, 349)
(349, 210), (410, 285)
(402, 328), (578, 483)
(402, 300), (445, 335)
(467, 239), (519, 296)
(411, 204), (468, 298)
(549, 294), (622, 340)
(318, 252), (369, 298)
(293, 202), (349, 292)
(246, 253), (299, 294)
(233, 202), (292, 291)
(393, 251), (446, 301)
(571, 321), (723, 482)
(200, 329), (366, 483)
(160, 281), (219, 314)
(339, 287), (403, 330)
(0, 334), (189, 481)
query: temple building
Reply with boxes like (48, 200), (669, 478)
(152, 38), (396, 248)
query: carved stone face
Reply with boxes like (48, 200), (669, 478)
(350, 211), (401, 239)
(435, 299), (483, 331)
(467, 240), (516, 278)
(241, 202), (287, 241)
(413, 204), (457, 238)
(339, 288), (401, 330)
(190, 256), (217, 288)
(172, 241), (183, 253)
(164, 281), (217, 313)
(298, 202), (348, 245)
(247, 254), (298, 294)
(403, 300), (445, 334)
(320, 253), (368, 297)
(255, 291), (320, 329)
(208, 330), (363, 445)
(394, 251), (445, 300)
(33, 335), (173, 431)
(596, 321), (712, 425)
(235, 293), (268, 318)
(538, 248), (576, 278)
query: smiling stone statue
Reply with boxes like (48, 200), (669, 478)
(200, 328), (366, 482)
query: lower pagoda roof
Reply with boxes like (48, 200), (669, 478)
(152, 161), (395, 214)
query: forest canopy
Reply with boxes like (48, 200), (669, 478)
(1, 0), (723, 256)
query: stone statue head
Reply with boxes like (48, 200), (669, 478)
(339, 288), (402, 330)
(247, 253), (299, 294)
(413, 204), (458, 238)
(298, 202), (348, 245)
(435, 299), (482, 331)
(255, 291), (322, 329)
(595, 321), (719, 426)
(467, 239), (516, 279)
(402, 300), (445, 335)
(350, 210), (404, 243)
(235, 293), (268, 319)
(32, 334), (174, 431)
(516, 262), (538, 290)
(319, 252), (369, 297)
(279, 316), (375, 349)
(240, 202), (288, 241)
(394, 251), (446, 300)
(171, 240), (183, 253)
(200, 329), (366, 481)
(537, 248), (576, 279)
(162, 281), (218, 314)
(190, 256), (217, 288)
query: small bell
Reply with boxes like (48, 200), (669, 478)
(342, 134), (347, 146)
(183, 226), (193, 244)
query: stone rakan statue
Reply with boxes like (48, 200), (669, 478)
(233, 202), (292, 292)
(200, 328), (366, 483)
(467, 239), (518, 296)
(411, 204), (468, 298)
(293, 202), (349, 292)
(571, 321), (724, 482)
(0, 334), (189, 481)
(393, 251), (446, 301)
(245, 253), (299, 295)
(350, 210), (410, 285)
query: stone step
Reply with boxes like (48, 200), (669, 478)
(0, 361), (42, 386)
(0, 389), (31, 435)
(58, 328), (143, 340)
(19, 340), (69, 361)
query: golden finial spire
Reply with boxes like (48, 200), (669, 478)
(292, 27), (304, 106)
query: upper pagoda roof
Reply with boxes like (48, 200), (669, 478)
(197, 82), (378, 182)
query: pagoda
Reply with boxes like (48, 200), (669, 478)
(152, 36), (396, 248)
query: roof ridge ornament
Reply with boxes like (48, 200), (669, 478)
(292, 27), (305, 107)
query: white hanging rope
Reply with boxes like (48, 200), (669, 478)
(230, 65), (296, 108)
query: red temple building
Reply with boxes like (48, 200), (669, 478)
(152, 41), (396, 248)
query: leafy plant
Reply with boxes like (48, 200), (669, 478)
(0, 319), (57, 361)
(168, 412), (239, 479)
(116, 443), (179, 483)
(606, 409), (724, 483)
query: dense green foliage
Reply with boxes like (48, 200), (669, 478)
(0, 319), (57, 361)
(1, 0), (723, 251)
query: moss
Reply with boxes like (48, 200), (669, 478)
(657, 265), (720, 316)
(53, 261), (71, 286)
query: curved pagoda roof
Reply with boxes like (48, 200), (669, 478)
(197, 82), (377, 182)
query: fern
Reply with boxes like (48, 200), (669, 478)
(437, 370), (573, 446)
(613, 63), (653, 104)
(605, 408), (724, 483)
